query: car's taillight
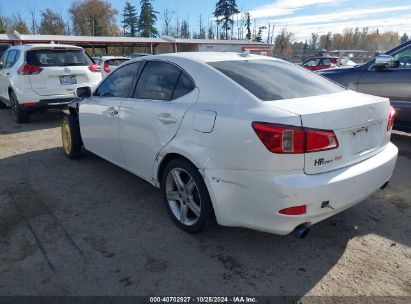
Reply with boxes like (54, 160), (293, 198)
(279, 205), (307, 215)
(17, 64), (43, 75)
(103, 62), (110, 73)
(252, 122), (339, 154)
(88, 64), (101, 72)
(387, 106), (396, 131)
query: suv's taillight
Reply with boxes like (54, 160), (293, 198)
(88, 64), (101, 72)
(252, 122), (339, 154)
(387, 106), (396, 131)
(103, 62), (110, 73)
(17, 64), (43, 75)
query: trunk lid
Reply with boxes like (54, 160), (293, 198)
(267, 91), (391, 174)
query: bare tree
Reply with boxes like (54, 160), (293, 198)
(162, 8), (174, 36)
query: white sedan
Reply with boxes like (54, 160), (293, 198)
(61, 52), (398, 236)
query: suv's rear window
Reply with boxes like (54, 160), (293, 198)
(27, 49), (92, 67)
(208, 59), (345, 101)
(105, 59), (129, 66)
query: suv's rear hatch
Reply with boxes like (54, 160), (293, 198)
(26, 47), (94, 96)
(268, 91), (392, 174)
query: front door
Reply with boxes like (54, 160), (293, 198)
(119, 61), (198, 181)
(79, 62), (140, 167)
(357, 44), (411, 124)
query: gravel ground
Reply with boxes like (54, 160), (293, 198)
(0, 108), (410, 299)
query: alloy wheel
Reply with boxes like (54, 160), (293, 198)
(165, 168), (201, 226)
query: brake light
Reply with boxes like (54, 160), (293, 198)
(88, 64), (101, 72)
(279, 205), (307, 215)
(387, 106), (395, 131)
(252, 122), (339, 154)
(17, 64), (43, 75)
(103, 62), (110, 73)
(21, 102), (38, 107)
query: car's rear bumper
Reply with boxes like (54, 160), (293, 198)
(203, 142), (398, 235)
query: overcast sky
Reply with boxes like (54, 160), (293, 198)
(1, 0), (411, 41)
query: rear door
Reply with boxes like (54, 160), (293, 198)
(27, 48), (96, 96)
(79, 62), (140, 167)
(119, 60), (198, 180)
(0, 50), (12, 100)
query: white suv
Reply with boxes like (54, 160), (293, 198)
(0, 44), (102, 123)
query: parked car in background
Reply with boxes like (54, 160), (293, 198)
(320, 40), (411, 131)
(302, 56), (356, 71)
(0, 44), (102, 123)
(130, 52), (151, 58)
(93, 56), (130, 78)
(61, 52), (397, 236)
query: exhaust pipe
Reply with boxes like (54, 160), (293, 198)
(292, 224), (310, 239)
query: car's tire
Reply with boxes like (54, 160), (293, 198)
(161, 158), (213, 234)
(61, 115), (83, 159)
(9, 91), (30, 123)
(0, 101), (7, 109)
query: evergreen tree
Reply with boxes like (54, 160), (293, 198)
(122, 2), (138, 37)
(400, 33), (409, 44)
(207, 22), (215, 39)
(244, 12), (251, 40)
(214, 0), (239, 40)
(137, 0), (158, 37)
(198, 15), (206, 39)
(255, 26), (266, 42)
(180, 19), (190, 38)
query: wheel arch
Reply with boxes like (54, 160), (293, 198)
(156, 152), (217, 221)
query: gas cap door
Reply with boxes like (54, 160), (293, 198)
(192, 110), (217, 133)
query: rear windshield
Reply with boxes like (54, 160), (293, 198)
(27, 49), (92, 67)
(208, 59), (345, 101)
(106, 58), (129, 66)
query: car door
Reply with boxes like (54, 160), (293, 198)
(0, 50), (13, 100)
(358, 44), (411, 102)
(79, 62), (141, 167)
(119, 60), (198, 181)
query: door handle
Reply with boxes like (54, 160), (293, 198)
(108, 107), (118, 116)
(157, 114), (177, 124)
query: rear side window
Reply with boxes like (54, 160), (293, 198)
(209, 60), (345, 101)
(95, 62), (141, 98)
(133, 61), (186, 101)
(172, 72), (195, 99)
(105, 59), (129, 66)
(26, 49), (92, 67)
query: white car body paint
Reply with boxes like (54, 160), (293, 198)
(78, 52), (398, 235)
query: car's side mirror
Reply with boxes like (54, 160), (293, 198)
(374, 55), (396, 69)
(75, 86), (92, 98)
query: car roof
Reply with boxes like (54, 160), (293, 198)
(137, 52), (278, 63)
(100, 56), (129, 60)
(9, 44), (84, 51)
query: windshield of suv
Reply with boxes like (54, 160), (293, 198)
(27, 49), (92, 67)
(209, 59), (345, 101)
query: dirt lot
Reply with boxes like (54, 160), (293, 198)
(0, 108), (410, 298)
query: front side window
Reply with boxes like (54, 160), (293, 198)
(0, 50), (10, 69)
(321, 58), (332, 66)
(26, 49), (92, 67)
(394, 45), (411, 68)
(133, 61), (183, 101)
(95, 62), (140, 98)
(209, 60), (345, 101)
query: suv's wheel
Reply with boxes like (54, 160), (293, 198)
(62, 115), (83, 159)
(9, 91), (30, 123)
(161, 158), (213, 233)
